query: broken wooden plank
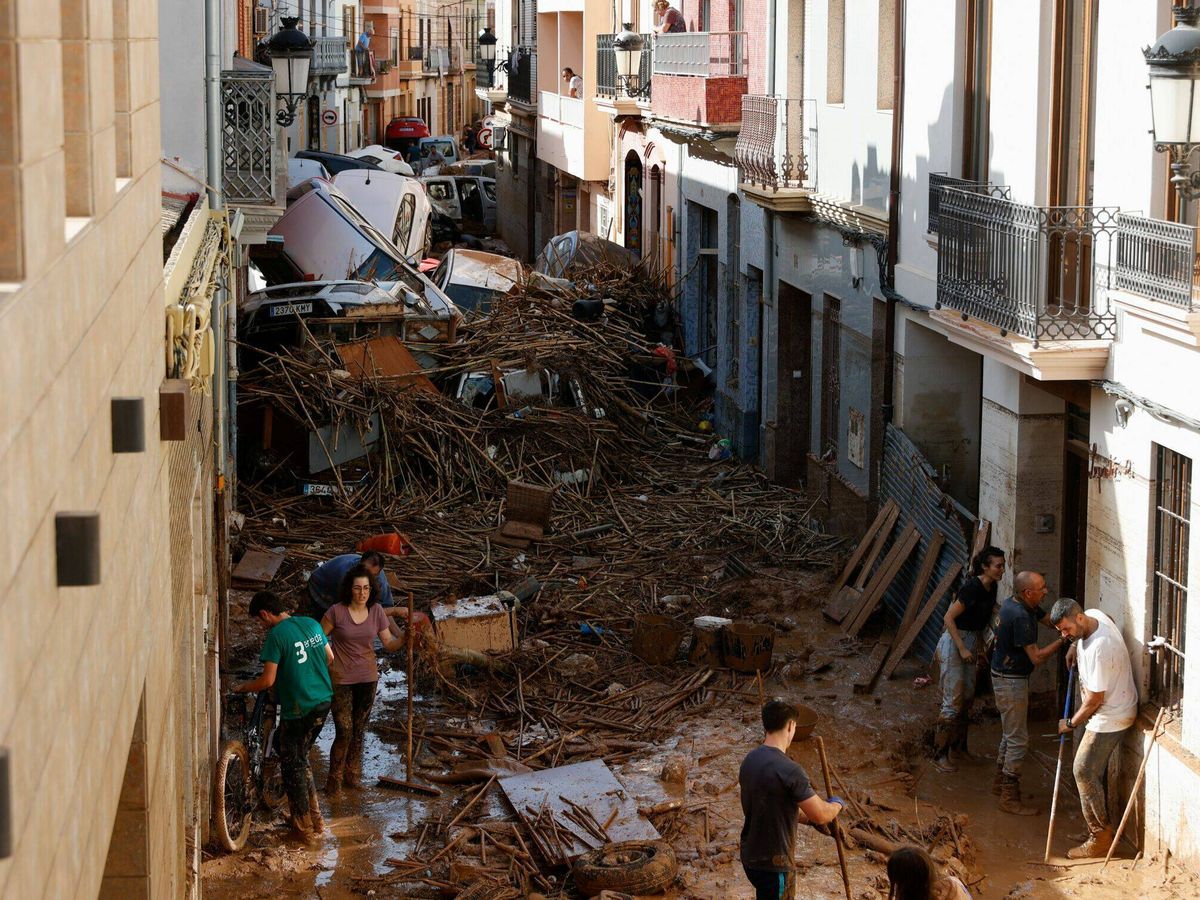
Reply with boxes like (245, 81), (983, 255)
(970, 518), (992, 564)
(377, 775), (443, 797)
(824, 502), (900, 624)
(854, 502), (900, 590)
(894, 531), (946, 640)
(231, 548), (286, 586)
(852, 639), (893, 694)
(880, 562), (963, 679)
(844, 524), (919, 637)
(827, 500), (898, 597)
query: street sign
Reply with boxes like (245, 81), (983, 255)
(477, 127), (493, 149)
(321, 108), (339, 126)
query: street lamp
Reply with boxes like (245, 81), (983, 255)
(477, 27), (508, 99)
(478, 26), (498, 66)
(613, 25), (645, 97)
(265, 16), (313, 127)
(1146, 3), (1200, 202)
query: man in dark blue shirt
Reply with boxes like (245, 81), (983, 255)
(739, 700), (845, 899)
(307, 551), (395, 614)
(990, 570), (1064, 815)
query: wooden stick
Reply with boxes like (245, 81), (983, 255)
(1045, 668), (1076, 862)
(816, 736), (852, 900)
(406, 590), (415, 781)
(1102, 707), (1168, 870)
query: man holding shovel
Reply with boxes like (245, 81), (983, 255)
(739, 699), (845, 899)
(1050, 599), (1138, 858)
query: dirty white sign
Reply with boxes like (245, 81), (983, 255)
(848, 408), (865, 468)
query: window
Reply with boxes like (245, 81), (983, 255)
(482, 181), (496, 202)
(827, 0), (845, 104)
(391, 28), (400, 66)
(877, 0), (895, 110)
(1151, 445), (1191, 709)
(395, 194), (415, 249)
(819, 295), (841, 458)
(963, 0), (991, 181)
(342, 7), (355, 47)
(698, 205), (719, 368)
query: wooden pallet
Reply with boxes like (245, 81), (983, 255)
(843, 523), (919, 637)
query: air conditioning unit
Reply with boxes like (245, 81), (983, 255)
(253, 6), (269, 34)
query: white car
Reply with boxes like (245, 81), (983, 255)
(332, 170), (433, 264)
(345, 145), (416, 177)
(287, 157), (330, 189)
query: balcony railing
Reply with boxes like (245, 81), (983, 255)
(508, 47), (535, 106)
(424, 47), (450, 72)
(928, 173), (1010, 235)
(350, 48), (375, 81)
(596, 33), (652, 99)
(652, 31), (746, 77)
(736, 96), (805, 191)
(936, 189), (1118, 343)
(311, 35), (348, 76)
(1115, 213), (1200, 309)
(220, 69), (275, 206)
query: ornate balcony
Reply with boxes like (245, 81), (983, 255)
(311, 35), (348, 77)
(507, 47), (535, 108)
(349, 48), (375, 84)
(927, 173), (1010, 235)
(220, 69), (276, 206)
(736, 96), (807, 209)
(595, 33), (652, 113)
(424, 47), (450, 73)
(1115, 213), (1200, 309)
(649, 31), (746, 131)
(933, 188), (1117, 379)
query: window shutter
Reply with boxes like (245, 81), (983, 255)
(253, 6), (269, 34)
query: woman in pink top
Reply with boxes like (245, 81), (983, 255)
(321, 563), (407, 793)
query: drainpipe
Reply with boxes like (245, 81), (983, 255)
(759, 0), (778, 469)
(883, 0), (906, 438)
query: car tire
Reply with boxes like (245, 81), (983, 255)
(571, 839), (678, 896)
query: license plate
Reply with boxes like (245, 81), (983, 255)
(270, 302), (313, 317)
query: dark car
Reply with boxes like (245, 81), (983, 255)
(294, 149), (383, 176)
(534, 231), (636, 279)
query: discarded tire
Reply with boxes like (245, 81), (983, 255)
(572, 840), (678, 895)
(454, 879), (522, 900)
(212, 740), (252, 852)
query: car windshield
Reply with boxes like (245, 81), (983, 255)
(445, 282), (500, 316)
(427, 140), (454, 157)
(396, 194), (416, 253)
(427, 182), (454, 202)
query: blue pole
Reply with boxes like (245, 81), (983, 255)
(1045, 666), (1076, 861)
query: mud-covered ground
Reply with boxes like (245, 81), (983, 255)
(203, 576), (1200, 899)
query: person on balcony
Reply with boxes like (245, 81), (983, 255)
(653, 0), (686, 34)
(562, 67), (583, 98)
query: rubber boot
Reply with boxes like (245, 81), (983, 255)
(991, 761), (1005, 796)
(1067, 826), (1114, 859)
(998, 774), (1038, 816)
(932, 721), (958, 773)
(289, 811), (319, 846)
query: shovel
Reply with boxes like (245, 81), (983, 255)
(1044, 667), (1075, 862)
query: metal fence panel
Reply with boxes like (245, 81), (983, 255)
(735, 95), (805, 190)
(1115, 212), (1199, 309)
(653, 31), (745, 77)
(879, 424), (976, 663)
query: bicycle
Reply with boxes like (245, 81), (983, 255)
(212, 686), (287, 851)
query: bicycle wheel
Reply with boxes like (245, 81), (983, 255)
(259, 709), (286, 811)
(213, 740), (253, 852)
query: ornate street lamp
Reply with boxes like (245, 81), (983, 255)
(265, 16), (314, 127)
(478, 26), (498, 66)
(1146, 3), (1200, 202)
(613, 25), (645, 97)
(477, 27), (508, 100)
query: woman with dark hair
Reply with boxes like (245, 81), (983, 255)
(320, 563), (407, 793)
(932, 545), (1006, 773)
(887, 846), (970, 900)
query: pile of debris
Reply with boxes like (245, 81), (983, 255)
(231, 266), (859, 897)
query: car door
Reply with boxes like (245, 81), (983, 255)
(424, 178), (462, 222)
(479, 179), (497, 233)
(455, 177), (485, 234)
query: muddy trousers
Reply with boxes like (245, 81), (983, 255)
(991, 672), (1030, 778)
(742, 866), (795, 900)
(279, 702), (330, 817)
(1074, 727), (1127, 832)
(936, 631), (981, 720)
(329, 681), (378, 783)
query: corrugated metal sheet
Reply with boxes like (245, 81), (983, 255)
(878, 424), (977, 662)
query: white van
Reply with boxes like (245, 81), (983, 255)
(332, 170), (432, 263)
(417, 135), (460, 170)
(421, 175), (498, 235)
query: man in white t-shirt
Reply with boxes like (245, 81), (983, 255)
(1051, 598), (1139, 859)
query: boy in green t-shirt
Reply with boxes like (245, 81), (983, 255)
(236, 591), (335, 841)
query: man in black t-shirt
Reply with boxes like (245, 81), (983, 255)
(739, 700), (845, 899)
(989, 571), (1064, 815)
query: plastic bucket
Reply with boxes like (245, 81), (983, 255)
(632, 614), (686, 665)
(722, 622), (775, 673)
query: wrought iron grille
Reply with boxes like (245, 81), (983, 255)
(652, 31), (746, 77)
(928, 173), (1010, 234)
(350, 48), (375, 80)
(1151, 444), (1190, 710)
(1115, 212), (1200, 308)
(935, 189), (1119, 343)
(312, 35), (348, 75)
(220, 70), (275, 206)
(735, 96), (806, 191)
(508, 47), (535, 105)
(596, 34), (652, 99)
